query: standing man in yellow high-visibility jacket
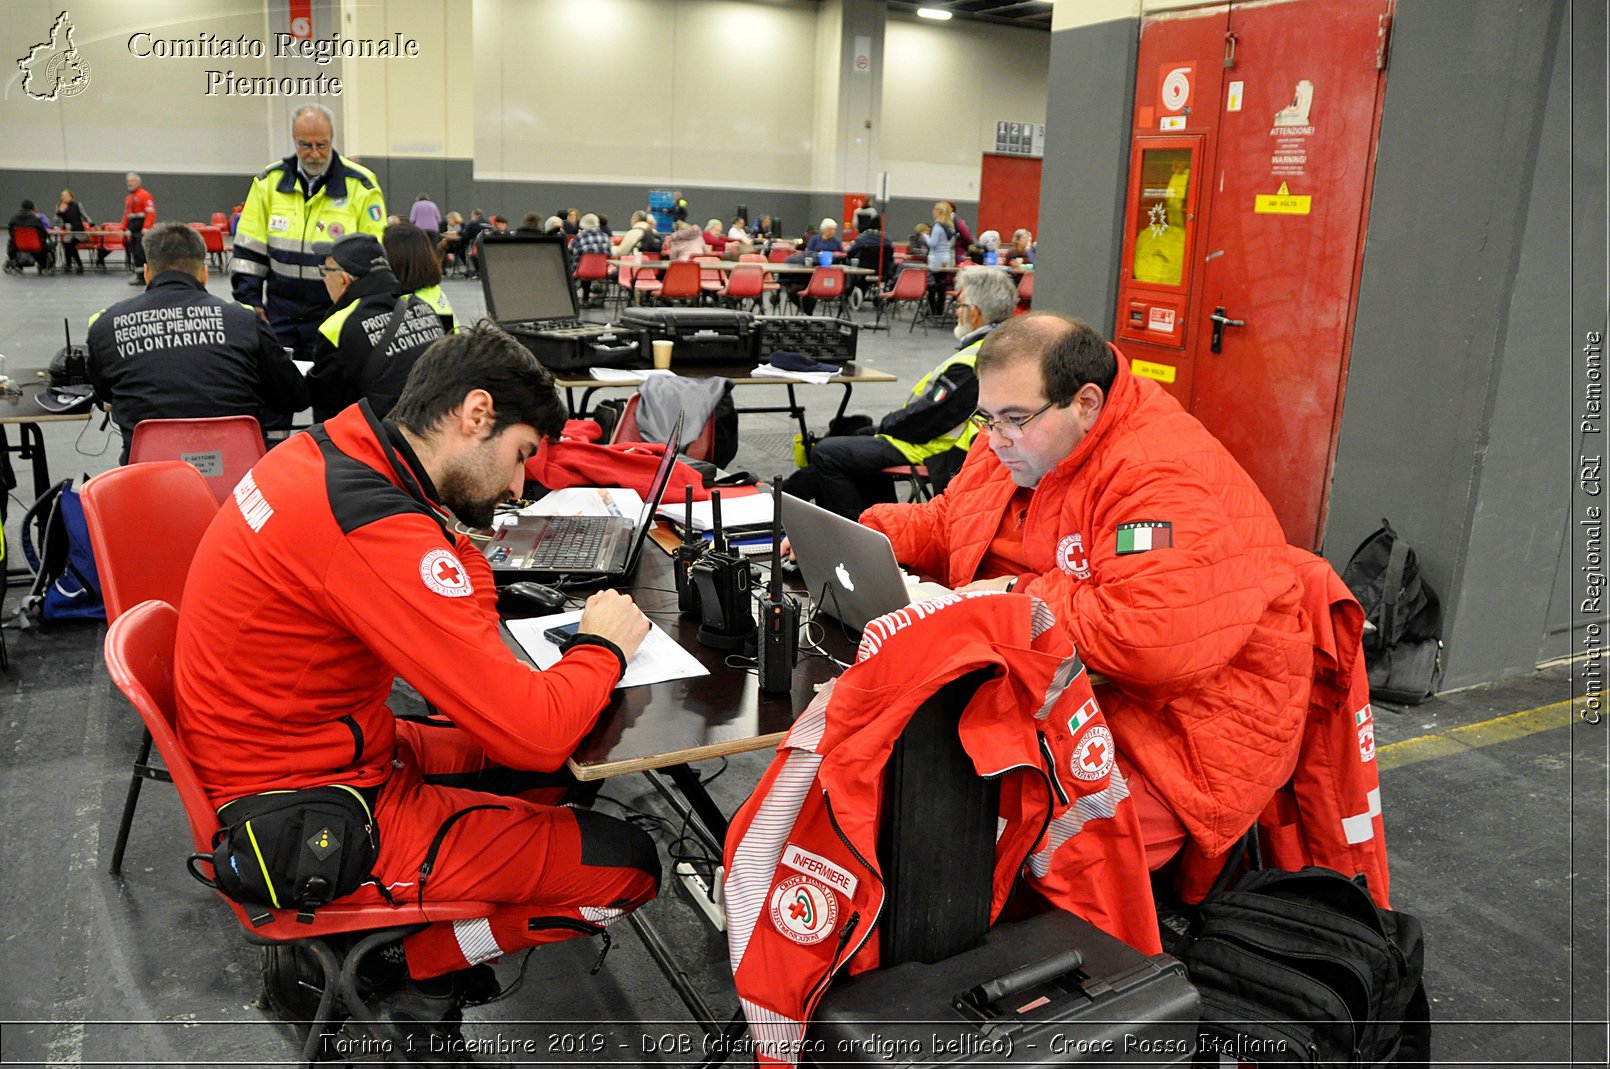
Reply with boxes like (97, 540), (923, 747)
(230, 103), (386, 364)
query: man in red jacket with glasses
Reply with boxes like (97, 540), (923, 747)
(862, 313), (1313, 882)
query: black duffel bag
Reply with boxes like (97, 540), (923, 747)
(1184, 862), (1430, 1068)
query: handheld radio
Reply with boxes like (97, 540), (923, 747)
(673, 484), (706, 616)
(693, 489), (756, 649)
(755, 480), (799, 694)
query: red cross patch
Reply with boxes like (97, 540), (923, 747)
(419, 548), (473, 598)
(1071, 724), (1114, 782)
(1056, 533), (1091, 580)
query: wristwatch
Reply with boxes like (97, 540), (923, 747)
(1005, 576), (1019, 592)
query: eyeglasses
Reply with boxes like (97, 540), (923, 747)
(295, 140), (331, 152)
(969, 400), (1055, 439)
(319, 265), (345, 277)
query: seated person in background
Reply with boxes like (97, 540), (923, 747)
(561, 207), (580, 237)
(569, 213), (614, 305)
(727, 216), (751, 244)
(780, 268), (1018, 517)
(751, 214), (774, 240)
(309, 233), (446, 421)
(459, 209), (490, 277)
(845, 211), (895, 295)
(174, 324), (658, 1050)
(804, 218), (843, 258)
(515, 212), (545, 237)
(489, 215), (510, 234)
(435, 210), (464, 268)
(665, 220), (708, 261)
(905, 222), (931, 263)
(1005, 227), (1036, 266)
(7, 199), (53, 272)
(613, 209), (659, 258)
(968, 229), (1001, 264)
(384, 222), (456, 334)
(860, 314), (1312, 876)
(702, 218), (728, 254)
(86, 221), (308, 463)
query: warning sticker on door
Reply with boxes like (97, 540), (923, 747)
(1254, 182), (1312, 215)
(1147, 307), (1177, 332)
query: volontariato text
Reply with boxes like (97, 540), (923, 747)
(125, 31), (422, 96)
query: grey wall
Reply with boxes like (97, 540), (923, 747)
(1323, 0), (1573, 688)
(1033, 17), (1137, 325)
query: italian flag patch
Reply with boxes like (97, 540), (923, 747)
(1115, 521), (1173, 554)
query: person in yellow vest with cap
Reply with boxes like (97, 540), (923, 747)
(780, 267), (1019, 519)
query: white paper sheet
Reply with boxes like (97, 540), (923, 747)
(292, 359), (314, 376)
(750, 364), (837, 385)
(657, 492), (774, 532)
(506, 612), (710, 689)
(517, 486), (643, 519)
(587, 367), (678, 383)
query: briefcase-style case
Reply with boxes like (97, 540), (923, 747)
(808, 909), (1201, 1067)
(619, 308), (753, 363)
(753, 315), (859, 365)
(503, 321), (646, 372)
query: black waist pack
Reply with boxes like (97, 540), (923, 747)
(1184, 867), (1430, 1067)
(190, 785), (381, 917)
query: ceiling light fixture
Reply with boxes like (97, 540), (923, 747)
(916, 8), (953, 20)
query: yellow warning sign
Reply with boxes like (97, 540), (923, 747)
(1131, 359), (1178, 384)
(1255, 181), (1312, 215)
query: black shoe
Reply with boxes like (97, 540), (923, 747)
(128, 276), (145, 286)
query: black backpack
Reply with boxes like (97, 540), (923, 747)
(1185, 865), (1430, 1068)
(1341, 520), (1444, 704)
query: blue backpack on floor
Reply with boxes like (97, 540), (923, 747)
(20, 479), (105, 623)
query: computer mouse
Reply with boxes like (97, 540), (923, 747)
(498, 581), (569, 615)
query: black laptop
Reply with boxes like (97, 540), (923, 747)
(483, 413), (683, 584)
(478, 234), (640, 370)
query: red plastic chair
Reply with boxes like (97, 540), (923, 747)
(189, 223), (228, 269)
(574, 251), (610, 307)
(629, 254), (664, 306)
(802, 265), (849, 319)
(609, 392), (716, 462)
(98, 224), (128, 270)
(881, 464), (933, 502)
(767, 246), (796, 263)
(7, 225), (54, 274)
(656, 260), (704, 306)
(103, 600), (498, 1069)
(81, 461), (221, 876)
(881, 265), (932, 331)
(128, 415), (267, 505)
(694, 255), (725, 299)
(210, 211), (229, 227)
(721, 264), (766, 313)
(1016, 269), (1035, 312)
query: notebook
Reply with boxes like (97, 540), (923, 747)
(781, 493), (952, 632)
(484, 412), (683, 583)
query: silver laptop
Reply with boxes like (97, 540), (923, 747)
(485, 413), (682, 582)
(781, 493), (950, 632)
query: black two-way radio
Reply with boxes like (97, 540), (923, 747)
(693, 489), (756, 650)
(673, 484), (706, 616)
(755, 479), (798, 695)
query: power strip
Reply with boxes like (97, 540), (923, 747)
(675, 861), (726, 932)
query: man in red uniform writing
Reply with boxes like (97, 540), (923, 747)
(861, 313), (1313, 881)
(175, 323), (658, 1056)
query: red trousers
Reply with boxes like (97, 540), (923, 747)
(374, 722), (660, 979)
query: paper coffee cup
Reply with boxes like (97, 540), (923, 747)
(652, 339), (673, 370)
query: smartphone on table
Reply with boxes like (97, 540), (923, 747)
(543, 621), (581, 646)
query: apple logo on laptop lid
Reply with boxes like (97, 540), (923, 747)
(835, 563), (855, 592)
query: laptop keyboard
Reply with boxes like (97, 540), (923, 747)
(526, 516), (611, 570)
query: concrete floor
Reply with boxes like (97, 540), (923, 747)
(1, 267), (1605, 1066)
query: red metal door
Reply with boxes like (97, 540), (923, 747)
(1116, 0), (1391, 549)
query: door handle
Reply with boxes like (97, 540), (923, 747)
(1209, 306), (1245, 353)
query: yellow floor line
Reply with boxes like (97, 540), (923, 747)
(1376, 699), (1588, 771)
